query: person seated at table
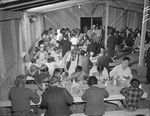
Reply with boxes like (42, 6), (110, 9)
(40, 76), (74, 116)
(51, 47), (62, 62)
(33, 64), (50, 85)
(70, 65), (87, 83)
(89, 64), (109, 82)
(28, 64), (40, 76)
(9, 74), (40, 116)
(26, 58), (40, 72)
(51, 68), (62, 80)
(34, 44), (48, 64)
(81, 76), (109, 116)
(109, 56), (133, 80)
(45, 57), (57, 76)
(120, 78), (144, 111)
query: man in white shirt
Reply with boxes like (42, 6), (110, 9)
(110, 57), (133, 80)
(70, 36), (79, 45)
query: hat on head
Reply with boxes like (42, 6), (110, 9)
(40, 44), (44, 48)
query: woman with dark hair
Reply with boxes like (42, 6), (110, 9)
(81, 76), (109, 116)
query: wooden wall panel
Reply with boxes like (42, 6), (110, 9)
(45, 4), (142, 31)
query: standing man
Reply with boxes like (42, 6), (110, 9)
(97, 47), (113, 73)
(9, 74), (40, 116)
(41, 76), (74, 116)
(107, 31), (116, 58)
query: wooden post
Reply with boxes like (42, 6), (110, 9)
(105, 1), (109, 49)
(138, 0), (149, 76)
(0, 22), (6, 78)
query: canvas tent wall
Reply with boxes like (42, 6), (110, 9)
(43, 3), (143, 31)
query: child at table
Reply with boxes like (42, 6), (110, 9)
(81, 76), (109, 116)
(120, 78), (144, 111)
(34, 44), (48, 64)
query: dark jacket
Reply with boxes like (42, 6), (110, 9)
(97, 54), (113, 73)
(33, 70), (50, 84)
(81, 86), (109, 115)
(57, 40), (72, 57)
(86, 42), (97, 54)
(41, 86), (74, 116)
(78, 55), (93, 74)
(107, 35), (116, 57)
(9, 87), (40, 112)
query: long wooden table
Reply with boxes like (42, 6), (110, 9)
(0, 82), (147, 107)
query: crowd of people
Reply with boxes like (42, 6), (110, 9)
(8, 25), (149, 116)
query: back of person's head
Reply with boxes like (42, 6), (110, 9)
(130, 78), (140, 88)
(15, 74), (26, 87)
(75, 65), (82, 72)
(40, 64), (49, 72)
(80, 50), (86, 56)
(31, 58), (36, 63)
(88, 76), (98, 86)
(123, 56), (130, 62)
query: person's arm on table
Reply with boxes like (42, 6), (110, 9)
(109, 65), (119, 78)
(29, 89), (40, 104)
(104, 89), (109, 98)
(64, 88), (74, 105)
(81, 90), (87, 101)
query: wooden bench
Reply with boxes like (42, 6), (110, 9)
(70, 108), (150, 116)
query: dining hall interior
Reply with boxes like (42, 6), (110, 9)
(0, 0), (150, 116)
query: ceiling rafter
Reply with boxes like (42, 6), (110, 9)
(0, 0), (46, 10)
(8, 0), (66, 11)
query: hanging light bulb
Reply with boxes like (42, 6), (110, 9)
(78, 4), (81, 9)
(79, 5), (81, 9)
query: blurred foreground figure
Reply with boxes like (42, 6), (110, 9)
(82, 76), (109, 116)
(9, 74), (40, 116)
(41, 76), (74, 116)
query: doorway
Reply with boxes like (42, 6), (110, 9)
(80, 17), (102, 33)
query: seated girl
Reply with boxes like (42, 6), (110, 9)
(89, 65), (109, 82)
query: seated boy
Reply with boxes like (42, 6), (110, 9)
(120, 78), (144, 111)
(70, 65), (87, 83)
